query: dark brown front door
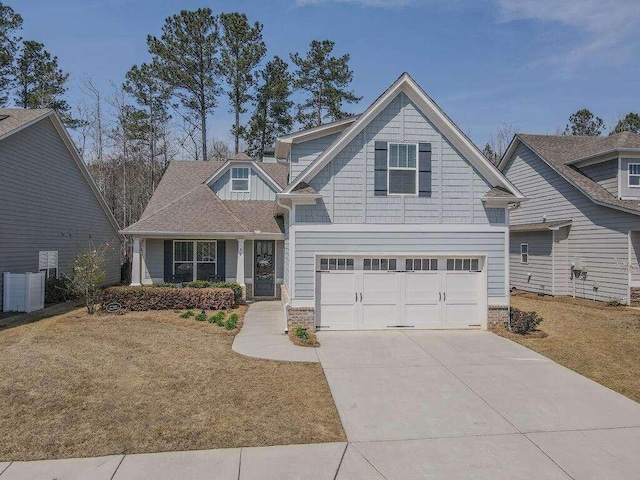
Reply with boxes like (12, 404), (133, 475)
(254, 240), (275, 296)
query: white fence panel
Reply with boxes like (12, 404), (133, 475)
(3, 271), (45, 313)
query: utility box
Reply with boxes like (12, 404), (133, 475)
(3, 271), (45, 313)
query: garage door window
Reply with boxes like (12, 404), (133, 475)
(363, 258), (397, 271)
(320, 257), (354, 271)
(446, 258), (480, 271)
(405, 258), (438, 271)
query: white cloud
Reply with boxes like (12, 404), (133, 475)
(295, 0), (414, 7)
(491, 0), (640, 71)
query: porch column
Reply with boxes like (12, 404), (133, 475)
(236, 239), (246, 300)
(131, 237), (142, 286)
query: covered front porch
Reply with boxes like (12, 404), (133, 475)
(130, 236), (284, 300)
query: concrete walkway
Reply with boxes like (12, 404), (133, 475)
(232, 301), (318, 362)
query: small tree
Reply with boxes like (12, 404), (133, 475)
(563, 109), (604, 136)
(67, 244), (108, 314)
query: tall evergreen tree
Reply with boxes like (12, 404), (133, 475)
(290, 39), (361, 129)
(123, 61), (172, 189)
(244, 56), (293, 159)
(148, 8), (220, 160)
(0, 2), (22, 106)
(15, 40), (73, 123)
(612, 112), (640, 135)
(563, 108), (604, 136)
(219, 12), (266, 154)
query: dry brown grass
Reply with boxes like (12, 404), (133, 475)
(0, 306), (345, 461)
(495, 292), (640, 403)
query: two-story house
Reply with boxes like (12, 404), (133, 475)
(123, 73), (525, 330)
(499, 132), (640, 304)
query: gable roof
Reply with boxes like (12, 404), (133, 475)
(203, 159), (287, 192)
(274, 116), (359, 159)
(283, 73), (524, 200)
(500, 133), (640, 216)
(0, 108), (122, 235)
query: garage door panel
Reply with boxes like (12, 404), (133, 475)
(320, 305), (358, 330)
(444, 273), (481, 301)
(405, 272), (439, 305)
(320, 272), (357, 304)
(362, 304), (398, 328)
(362, 272), (398, 304)
(445, 304), (481, 328)
(405, 304), (441, 327)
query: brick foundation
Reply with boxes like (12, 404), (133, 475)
(488, 305), (509, 329)
(244, 282), (253, 301)
(631, 287), (640, 306)
(281, 285), (315, 331)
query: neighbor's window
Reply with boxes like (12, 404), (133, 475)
(38, 251), (58, 279)
(629, 163), (640, 187)
(231, 167), (250, 192)
(446, 258), (481, 271)
(520, 244), (529, 264)
(388, 143), (418, 195)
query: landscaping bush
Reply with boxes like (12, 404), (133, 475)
(607, 298), (623, 307)
(184, 281), (242, 305)
(195, 311), (207, 321)
(209, 311), (226, 326)
(152, 283), (177, 288)
(183, 280), (211, 289)
(295, 327), (309, 340)
(100, 286), (234, 311)
(45, 277), (74, 304)
(509, 307), (543, 335)
(180, 310), (195, 319)
(225, 313), (238, 330)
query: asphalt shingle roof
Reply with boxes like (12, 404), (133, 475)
(0, 108), (52, 138)
(510, 220), (572, 232)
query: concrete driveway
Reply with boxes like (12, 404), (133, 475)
(317, 329), (640, 479)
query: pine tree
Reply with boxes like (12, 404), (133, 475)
(563, 109), (604, 136)
(290, 40), (361, 129)
(612, 112), (640, 135)
(148, 8), (220, 160)
(219, 12), (266, 154)
(0, 2), (22, 106)
(15, 40), (74, 124)
(244, 56), (293, 159)
(482, 143), (497, 164)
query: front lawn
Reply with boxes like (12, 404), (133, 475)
(0, 306), (345, 461)
(496, 292), (640, 403)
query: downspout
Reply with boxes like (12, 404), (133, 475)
(276, 196), (293, 332)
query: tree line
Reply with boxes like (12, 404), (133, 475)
(0, 3), (360, 228)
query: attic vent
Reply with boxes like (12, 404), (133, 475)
(0, 114), (9, 121)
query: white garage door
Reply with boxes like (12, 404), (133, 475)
(317, 256), (484, 330)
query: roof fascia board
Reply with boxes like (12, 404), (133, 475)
(275, 118), (357, 159)
(120, 231), (284, 239)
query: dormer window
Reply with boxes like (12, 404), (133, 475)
(231, 167), (250, 192)
(629, 163), (640, 188)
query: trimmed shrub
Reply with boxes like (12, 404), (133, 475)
(184, 281), (242, 305)
(152, 283), (177, 288)
(509, 307), (543, 335)
(195, 311), (207, 321)
(101, 286), (234, 311)
(45, 277), (74, 304)
(225, 313), (239, 330)
(179, 311), (194, 319)
(184, 280), (212, 289)
(209, 311), (226, 325)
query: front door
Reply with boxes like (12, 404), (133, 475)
(254, 240), (275, 296)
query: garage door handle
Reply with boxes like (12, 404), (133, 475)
(439, 292), (441, 301)
(443, 292), (446, 301)
(355, 292), (358, 302)
(360, 292), (362, 302)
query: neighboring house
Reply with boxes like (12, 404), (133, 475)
(499, 132), (640, 304)
(124, 73), (525, 330)
(0, 109), (122, 311)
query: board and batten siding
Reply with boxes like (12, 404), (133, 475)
(289, 132), (341, 181)
(504, 143), (640, 302)
(0, 118), (121, 309)
(294, 92), (504, 226)
(509, 231), (553, 295)
(581, 159), (618, 198)
(211, 167), (277, 201)
(292, 229), (506, 301)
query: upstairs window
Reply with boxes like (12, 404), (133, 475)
(388, 143), (418, 195)
(629, 163), (640, 187)
(231, 167), (250, 192)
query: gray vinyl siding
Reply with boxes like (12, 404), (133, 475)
(142, 239), (164, 284)
(509, 232), (553, 295)
(283, 211), (290, 290)
(0, 118), (121, 309)
(225, 240), (238, 280)
(619, 158), (640, 199)
(504, 143), (640, 302)
(553, 227), (570, 295)
(293, 230), (505, 300)
(289, 133), (340, 181)
(293, 93), (502, 226)
(211, 167), (277, 200)
(630, 231), (640, 284)
(581, 159), (618, 198)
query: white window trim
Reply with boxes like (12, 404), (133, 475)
(173, 240), (217, 282)
(628, 162), (640, 188)
(231, 167), (250, 193)
(387, 142), (419, 196)
(38, 251), (59, 279)
(520, 243), (529, 264)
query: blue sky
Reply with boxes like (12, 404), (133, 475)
(16, 0), (640, 148)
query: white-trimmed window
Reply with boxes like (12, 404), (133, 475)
(39, 251), (58, 279)
(363, 258), (397, 271)
(629, 163), (640, 187)
(520, 244), (529, 264)
(406, 258), (438, 271)
(388, 143), (418, 195)
(319, 257), (355, 271)
(173, 241), (217, 281)
(446, 258), (480, 271)
(231, 167), (250, 192)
